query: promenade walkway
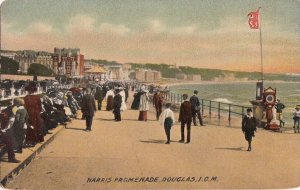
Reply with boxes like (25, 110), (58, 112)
(1, 92), (300, 189)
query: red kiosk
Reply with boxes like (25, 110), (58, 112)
(262, 87), (280, 131)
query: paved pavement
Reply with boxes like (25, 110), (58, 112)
(2, 93), (300, 189)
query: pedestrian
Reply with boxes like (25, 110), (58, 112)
(153, 89), (163, 120)
(113, 88), (122, 122)
(275, 99), (285, 127)
(105, 87), (114, 111)
(131, 90), (142, 110)
(81, 88), (96, 131)
(0, 106), (20, 163)
(12, 98), (29, 153)
(125, 86), (129, 103)
(189, 90), (204, 126)
(160, 103), (175, 144)
(178, 94), (192, 144)
(24, 81), (44, 146)
(138, 89), (149, 121)
(94, 86), (104, 110)
(119, 87), (127, 111)
(293, 105), (300, 133)
(242, 108), (257, 151)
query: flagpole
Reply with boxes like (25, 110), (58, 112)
(259, 7), (263, 84)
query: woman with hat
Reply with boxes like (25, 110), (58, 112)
(12, 98), (29, 153)
(242, 108), (257, 151)
(138, 89), (149, 121)
(24, 81), (44, 146)
(105, 87), (115, 111)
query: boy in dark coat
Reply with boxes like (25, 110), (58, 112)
(178, 94), (192, 144)
(242, 108), (257, 151)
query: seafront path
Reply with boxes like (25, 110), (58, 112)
(1, 91), (300, 189)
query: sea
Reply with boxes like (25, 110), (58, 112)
(169, 81), (300, 122)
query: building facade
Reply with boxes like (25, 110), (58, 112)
(14, 50), (37, 74)
(135, 69), (161, 82)
(36, 51), (53, 70)
(53, 48), (84, 78)
(1, 51), (17, 60)
(187, 74), (202, 81)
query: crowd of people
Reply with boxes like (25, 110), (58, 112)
(0, 79), (210, 163)
(0, 79), (74, 100)
(2, 78), (298, 163)
(0, 79), (144, 163)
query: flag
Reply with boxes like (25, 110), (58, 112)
(248, 9), (260, 29)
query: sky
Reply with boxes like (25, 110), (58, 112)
(1, 0), (300, 73)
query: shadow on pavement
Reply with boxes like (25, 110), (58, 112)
(95, 118), (114, 121)
(65, 127), (86, 131)
(139, 139), (177, 144)
(215, 147), (245, 151)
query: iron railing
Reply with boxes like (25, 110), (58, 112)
(161, 91), (250, 121)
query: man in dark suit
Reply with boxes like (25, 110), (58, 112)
(189, 90), (205, 126)
(113, 88), (122, 122)
(81, 88), (97, 131)
(153, 89), (163, 120)
(178, 94), (192, 144)
(94, 85), (104, 110)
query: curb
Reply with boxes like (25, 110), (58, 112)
(0, 125), (65, 187)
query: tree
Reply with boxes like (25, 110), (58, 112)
(27, 63), (54, 76)
(0, 56), (19, 74)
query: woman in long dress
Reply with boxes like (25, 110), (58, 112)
(105, 88), (115, 111)
(138, 90), (149, 121)
(131, 90), (142, 110)
(24, 82), (44, 146)
(119, 88), (127, 111)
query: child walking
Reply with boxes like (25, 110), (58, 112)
(160, 103), (175, 144)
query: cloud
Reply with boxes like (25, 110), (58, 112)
(2, 14), (299, 73)
(66, 14), (96, 33)
(170, 25), (197, 35)
(148, 19), (166, 33)
(28, 22), (53, 34)
(98, 23), (130, 35)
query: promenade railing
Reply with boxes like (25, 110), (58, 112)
(161, 91), (250, 122)
(0, 84), (74, 102)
